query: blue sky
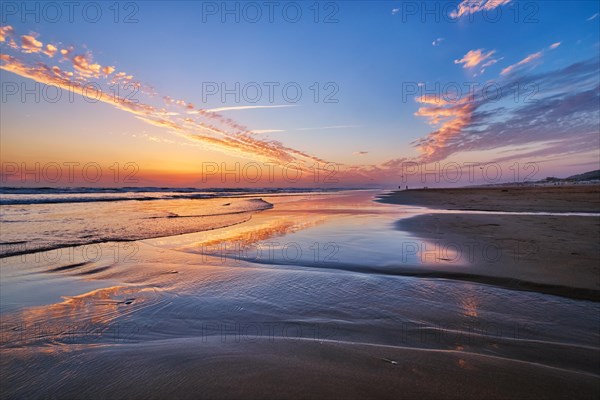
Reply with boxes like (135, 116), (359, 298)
(1, 1), (599, 186)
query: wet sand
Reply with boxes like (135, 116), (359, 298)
(3, 337), (599, 400)
(1, 191), (599, 399)
(2, 239), (599, 399)
(377, 185), (600, 299)
(393, 213), (600, 300)
(377, 185), (600, 212)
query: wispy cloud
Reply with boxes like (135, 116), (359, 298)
(20, 35), (43, 53)
(500, 43), (560, 76)
(204, 105), (295, 113)
(451, 0), (512, 18)
(246, 125), (358, 136)
(587, 13), (599, 21)
(455, 49), (497, 69)
(0, 25), (14, 42)
(249, 129), (285, 134)
(413, 56), (600, 163)
(353, 151), (368, 156)
(0, 26), (328, 170)
(500, 51), (543, 75)
(432, 38), (445, 47)
(413, 97), (474, 160)
(42, 44), (57, 57)
(246, 125), (358, 134)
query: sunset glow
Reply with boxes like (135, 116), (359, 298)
(2, 1), (598, 187)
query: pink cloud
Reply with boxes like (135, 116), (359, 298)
(21, 35), (43, 53)
(451, 0), (512, 18)
(455, 49), (497, 69)
(501, 51), (542, 75)
(43, 44), (57, 57)
(0, 25), (14, 42)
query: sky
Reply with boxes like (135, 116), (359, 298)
(1, 0), (599, 188)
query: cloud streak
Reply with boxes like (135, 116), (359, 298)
(20, 35), (43, 53)
(451, 0), (512, 18)
(204, 105), (295, 113)
(0, 26), (328, 170)
(250, 129), (286, 134)
(500, 42), (560, 76)
(501, 51), (543, 75)
(455, 49), (497, 70)
(413, 57), (600, 163)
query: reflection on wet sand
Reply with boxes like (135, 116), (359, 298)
(167, 214), (328, 256)
(1, 286), (162, 347)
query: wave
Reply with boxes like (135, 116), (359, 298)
(0, 198), (274, 258)
(0, 187), (346, 205)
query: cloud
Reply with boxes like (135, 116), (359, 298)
(587, 13), (599, 21)
(43, 44), (57, 57)
(413, 100), (474, 160)
(101, 65), (115, 75)
(451, 0), (512, 18)
(391, 8), (399, 15)
(455, 49), (497, 69)
(0, 27), (331, 171)
(415, 94), (456, 106)
(432, 38), (444, 46)
(481, 59), (500, 68)
(500, 51), (542, 75)
(204, 105), (294, 113)
(353, 151), (368, 156)
(21, 35), (43, 53)
(477, 57), (504, 75)
(110, 71), (136, 87)
(71, 54), (103, 77)
(549, 42), (561, 49)
(0, 25), (14, 42)
(250, 129), (285, 134)
(60, 47), (72, 59)
(412, 57), (600, 163)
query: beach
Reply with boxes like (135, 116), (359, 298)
(2, 1), (599, 398)
(378, 185), (600, 299)
(1, 188), (599, 399)
(376, 185), (600, 212)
